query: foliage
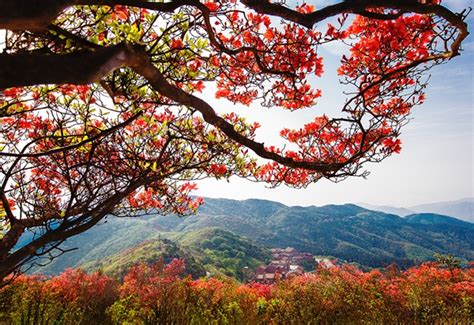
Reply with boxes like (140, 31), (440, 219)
(0, 269), (117, 324)
(177, 228), (271, 280)
(0, 0), (469, 280)
(80, 238), (207, 279)
(1, 260), (473, 324)
(434, 253), (462, 271)
(77, 229), (270, 282)
(107, 259), (189, 324)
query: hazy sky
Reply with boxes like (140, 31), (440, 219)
(195, 0), (474, 208)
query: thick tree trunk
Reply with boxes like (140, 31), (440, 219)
(0, 0), (73, 31)
(0, 44), (130, 88)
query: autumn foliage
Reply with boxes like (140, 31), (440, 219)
(1, 260), (472, 324)
(0, 269), (117, 324)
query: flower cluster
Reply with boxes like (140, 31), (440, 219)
(1, 261), (472, 324)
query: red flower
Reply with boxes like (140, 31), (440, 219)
(204, 1), (219, 12)
(170, 38), (184, 50)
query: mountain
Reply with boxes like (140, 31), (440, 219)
(70, 228), (269, 281)
(80, 237), (207, 279)
(405, 213), (474, 228)
(27, 198), (474, 275)
(409, 198), (474, 223)
(173, 227), (271, 280)
(78, 228), (271, 281)
(25, 216), (164, 275)
(357, 203), (415, 217)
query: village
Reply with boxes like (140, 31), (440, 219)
(251, 247), (335, 284)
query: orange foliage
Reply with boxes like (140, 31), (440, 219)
(1, 261), (472, 323)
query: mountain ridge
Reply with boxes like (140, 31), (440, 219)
(357, 198), (473, 222)
(25, 197), (473, 276)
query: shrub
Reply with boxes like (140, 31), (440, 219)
(1, 261), (472, 324)
(0, 270), (117, 324)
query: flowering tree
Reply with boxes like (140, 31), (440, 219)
(0, 0), (469, 281)
(2, 261), (473, 323)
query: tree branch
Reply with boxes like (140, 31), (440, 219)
(0, 44), (130, 88)
(0, 30), (465, 174)
(241, 0), (468, 56)
(0, 43), (342, 172)
(0, 0), (72, 31)
(0, 174), (144, 280)
(0, 0), (203, 31)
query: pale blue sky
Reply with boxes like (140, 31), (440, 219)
(196, 0), (473, 207)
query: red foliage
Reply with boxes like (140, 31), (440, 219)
(3, 261), (472, 323)
(0, 0), (468, 281)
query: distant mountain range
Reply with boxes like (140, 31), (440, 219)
(356, 203), (416, 217)
(358, 198), (474, 222)
(410, 198), (474, 222)
(25, 198), (474, 277)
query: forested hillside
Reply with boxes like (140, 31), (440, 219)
(80, 228), (271, 281)
(26, 198), (474, 275)
(80, 238), (207, 279)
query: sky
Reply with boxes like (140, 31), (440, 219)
(195, 0), (474, 208)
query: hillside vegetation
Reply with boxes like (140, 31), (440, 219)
(80, 238), (206, 279)
(26, 198), (474, 275)
(174, 228), (271, 280)
(2, 261), (473, 324)
(80, 228), (270, 281)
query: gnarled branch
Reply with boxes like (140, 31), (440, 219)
(242, 0), (468, 57)
(0, 43), (344, 173)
